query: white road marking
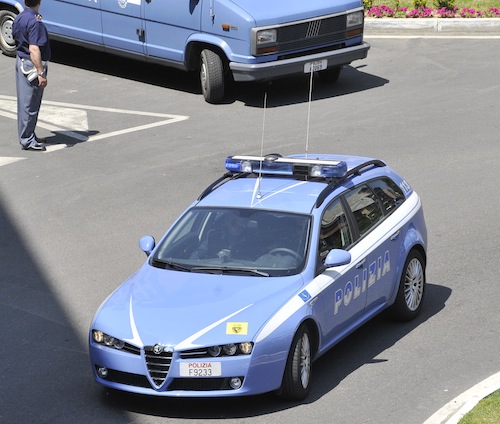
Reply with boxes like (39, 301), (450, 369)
(0, 157), (25, 166)
(0, 95), (189, 164)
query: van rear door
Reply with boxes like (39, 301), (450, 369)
(101, 0), (145, 54)
(143, 0), (202, 62)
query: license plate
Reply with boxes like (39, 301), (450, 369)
(304, 59), (327, 73)
(179, 362), (222, 377)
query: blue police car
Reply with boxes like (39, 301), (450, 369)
(89, 153), (427, 400)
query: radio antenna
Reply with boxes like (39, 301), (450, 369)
(257, 92), (268, 199)
(305, 69), (314, 159)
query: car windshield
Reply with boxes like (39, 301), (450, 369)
(152, 208), (311, 277)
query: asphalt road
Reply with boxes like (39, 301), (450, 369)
(1, 34), (499, 424)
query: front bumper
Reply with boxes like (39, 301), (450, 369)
(89, 342), (286, 397)
(229, 42), (370, 82)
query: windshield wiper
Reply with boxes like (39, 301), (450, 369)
(191, 266), (269, 277)
(150, 258), (192, 272)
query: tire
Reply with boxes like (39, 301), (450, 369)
(389, 250), (426, 321)
(200, 49), (225, 103)
(317, 66), (342, 83)
(278, 324), (312, 401)
(0, 9), (18, 57)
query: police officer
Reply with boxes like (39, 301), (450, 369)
(12, 0), (51, 151)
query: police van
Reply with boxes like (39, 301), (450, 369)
(0, 0), (370, 103)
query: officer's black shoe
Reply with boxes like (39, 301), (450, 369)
(24, 142), (46, 151)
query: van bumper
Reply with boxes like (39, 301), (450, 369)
(229, 42), (370, 82)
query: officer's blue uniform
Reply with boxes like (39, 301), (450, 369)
(12, 7), (51, 150)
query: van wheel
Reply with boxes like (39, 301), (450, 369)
(200, 49), (225, 103)
(389, 250), (426, 321)
(0, 9), (18, 57)
(318, 66), (342, 83)
(277, 324), (312, 401)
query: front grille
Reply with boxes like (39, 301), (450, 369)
(123, 343), (141, 355)
(144, 346), (173, 387)
(168, 377), (244, 391)
(276, 15), (347, 54)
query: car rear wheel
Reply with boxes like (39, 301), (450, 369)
(278, 324), (312, 400)
(0, 9), (17, 57)
(200, 49), (225, 103)
(389, 250), (426, 321)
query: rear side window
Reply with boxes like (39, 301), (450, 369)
(345, 185), (384, 236)
(369, 178), (405, 214)
(319, 199), (353, 260)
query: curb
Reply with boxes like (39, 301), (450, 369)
(424, 372), (500, 424)
(365, 17), (500, 34)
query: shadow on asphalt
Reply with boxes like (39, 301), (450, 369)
(0, 192), (130, 423)
(100, 282), (451, 419)
(49, 41), (388, 108)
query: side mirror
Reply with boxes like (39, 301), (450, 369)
(324, 249), (351, 268)
(139, 235), (155, 256)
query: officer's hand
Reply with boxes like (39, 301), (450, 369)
(38, 75), (47, 88)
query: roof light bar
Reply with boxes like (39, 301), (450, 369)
(225, 155), (348, 179)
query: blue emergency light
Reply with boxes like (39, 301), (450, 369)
(225, 155), (348, 179)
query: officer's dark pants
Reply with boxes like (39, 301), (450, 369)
(16, 56), (45, 149)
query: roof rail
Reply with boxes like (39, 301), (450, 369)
(197, 172), (252, 201)
(315, 159), (386, 207)
(198, 172), (232, 201)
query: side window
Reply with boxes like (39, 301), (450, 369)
(319, 199), (352, 260)
(369, 178), (405, 214)
(345, 185), (384, 236)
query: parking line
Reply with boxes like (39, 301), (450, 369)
(0, 95), (189, 150)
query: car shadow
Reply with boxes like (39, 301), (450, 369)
(49, 41), (388, 107)
(101, 282), (451, 418)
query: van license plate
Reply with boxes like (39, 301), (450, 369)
(304, 60), (327, 73)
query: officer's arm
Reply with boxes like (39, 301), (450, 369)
(29, 44), (47, 86)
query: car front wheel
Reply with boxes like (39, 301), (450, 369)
(278, 324), (312, 400)
(200, 49), (225, 103)
(0, 9), (18, 57)
(389, 250), (426, 321)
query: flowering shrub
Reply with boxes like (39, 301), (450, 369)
(365, 6), (500, 17)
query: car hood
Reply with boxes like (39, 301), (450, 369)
(230, 0), (362, 26)
(93, 265), (304, 349)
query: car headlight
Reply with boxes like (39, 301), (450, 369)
(256, 29), (277, 44)
(92, 330), (126, 350)
(179, 342), (254, 359)
(208, 342), (253, 357)
(346, 11), (363, 28)
(239, 342), (253, 355)
(255, 29), (278, 55)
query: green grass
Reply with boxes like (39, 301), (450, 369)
(367, 0), (500, 9)
(459, 389), (500, 424)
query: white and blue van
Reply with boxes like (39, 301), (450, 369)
(0, 0), (370, 102)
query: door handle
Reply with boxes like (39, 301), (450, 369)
(390, 230), (400, 241)
(356, 258), (366, 269)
